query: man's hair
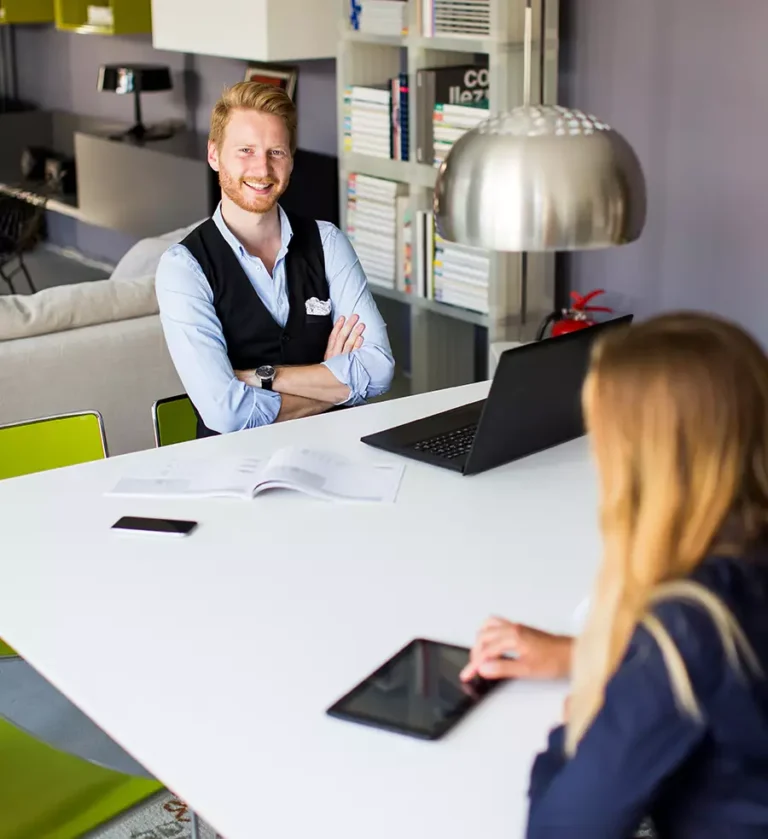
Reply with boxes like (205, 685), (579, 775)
(209, 81), (297, 153)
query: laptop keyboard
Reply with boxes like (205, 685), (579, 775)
(412, 424), (478, 460)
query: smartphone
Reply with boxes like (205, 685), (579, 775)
(111, 516), (198, 537)
(326, 638), (500, 740)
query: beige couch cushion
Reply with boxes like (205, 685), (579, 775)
(0, 274), (158, 342)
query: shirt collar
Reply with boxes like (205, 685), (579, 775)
(212, 201), (293, 258)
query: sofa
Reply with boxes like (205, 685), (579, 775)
(0, 273), (184, 456)
(0, 216), (209, 455)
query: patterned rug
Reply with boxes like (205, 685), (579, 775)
(85, 791), (222, 839)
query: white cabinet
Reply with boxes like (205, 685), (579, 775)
(151, 0), (339, 62)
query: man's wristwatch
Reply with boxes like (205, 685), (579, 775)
(255, 364), (276, 391)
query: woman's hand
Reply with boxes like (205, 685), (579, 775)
(459, 617), (574, 682)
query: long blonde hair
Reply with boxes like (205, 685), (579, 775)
(566, 312), (768, 755)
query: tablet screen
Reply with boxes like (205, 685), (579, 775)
(326, 638), (500, 740)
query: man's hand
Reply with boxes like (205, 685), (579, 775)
(324, 314), (365, 361)
(276, 394), (334, 423)
(459, 617), (574, 682)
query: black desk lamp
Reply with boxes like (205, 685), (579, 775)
(97, 64), (174, 142)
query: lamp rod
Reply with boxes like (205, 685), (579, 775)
(523, 0), (533, 107)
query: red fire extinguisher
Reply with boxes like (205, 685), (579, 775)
(536, 289), (613, 341)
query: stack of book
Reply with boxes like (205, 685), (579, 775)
(432, 231), (490, 314)
(415, 61), (489, 164)
(421, 0), (491, 38)
(343, 74), (409, 161)
(349, 0), (408, 35)
(403, 209), (489, 315)
(433, 102), (489, 167)
(342, 84), (392, 158)
(346, 173), (409, 290)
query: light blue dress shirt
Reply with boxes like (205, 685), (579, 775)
(155, 203), (395, 434)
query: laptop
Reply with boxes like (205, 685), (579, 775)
(361, 315), (633, 476)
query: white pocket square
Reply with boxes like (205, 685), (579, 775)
(306, 297), (332, 316)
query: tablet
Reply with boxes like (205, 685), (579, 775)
(326, 638), (500, 740)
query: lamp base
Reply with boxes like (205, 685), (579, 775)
(108, 122), (176, 143)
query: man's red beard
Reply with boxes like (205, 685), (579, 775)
(219, 166), (284, 214)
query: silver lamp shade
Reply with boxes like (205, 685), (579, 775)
(433, 104), (647, 252)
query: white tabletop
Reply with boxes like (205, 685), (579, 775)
(0, 382), (601, 839)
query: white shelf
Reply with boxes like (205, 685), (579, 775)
(340, 153), (437, 188)
(408, 33), (501, 53)
(341, 30), (405, 47)
(342, 30), (504, 54)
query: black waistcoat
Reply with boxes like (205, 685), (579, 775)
(180, 211), (332, 437)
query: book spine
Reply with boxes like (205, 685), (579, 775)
(399, 72), (409, 162)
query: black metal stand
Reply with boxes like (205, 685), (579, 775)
(109, 89), (175, 143)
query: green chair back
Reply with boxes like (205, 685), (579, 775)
(0, 639), (17, 657)
(0, 717), (162, 839)
(0, 412), (107, 482)
(152, 395), (197, 447)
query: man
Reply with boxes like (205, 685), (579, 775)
(155, 81), (395, 437)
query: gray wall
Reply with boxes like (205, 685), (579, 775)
(560, 0), (768, 344)
(14, 27), (337, 155)
(13, 26), (337, 262)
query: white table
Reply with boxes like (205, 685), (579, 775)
(0, 382), (601, 839)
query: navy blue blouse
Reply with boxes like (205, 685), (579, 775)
(526, 552), (768, 838)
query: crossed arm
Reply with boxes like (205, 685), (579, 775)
(233, 314), (366, 422)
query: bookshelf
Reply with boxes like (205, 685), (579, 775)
(337, 0), (559, 395)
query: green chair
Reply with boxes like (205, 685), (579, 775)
(0, 708), (162, 839)
(0, 639), (17, 657)
(152, 394), (197, 447)
(0, 410), (108, 482)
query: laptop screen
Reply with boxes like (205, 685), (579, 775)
(465, 315), (633, 474)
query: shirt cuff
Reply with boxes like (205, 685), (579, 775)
(322, 355), (370, 405)
(245, 389), (282, 427)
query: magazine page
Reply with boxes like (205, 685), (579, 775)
(107, 454), (265, 500)
(255, 447), (404, 503)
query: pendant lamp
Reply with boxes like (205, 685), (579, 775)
(433, 0), (647, 252)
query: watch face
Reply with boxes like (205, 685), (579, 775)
(256, 365), (275, 380)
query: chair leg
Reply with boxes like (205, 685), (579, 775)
(0, 264), (16, 295)
(18, 254), (36, 294)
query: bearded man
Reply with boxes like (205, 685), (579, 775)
(155, 82), (394, 436)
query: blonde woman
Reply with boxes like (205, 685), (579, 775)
(462, 313), (768, 837)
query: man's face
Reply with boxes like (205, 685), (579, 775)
(208, 108), (293, 214)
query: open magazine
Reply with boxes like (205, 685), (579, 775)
(107, 446), (405, 504)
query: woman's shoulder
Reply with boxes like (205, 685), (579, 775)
(692, 546), (768, 608)
(633, 548), (768, 697)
